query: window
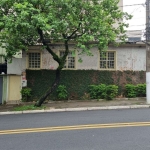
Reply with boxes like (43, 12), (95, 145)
(99, 51), (116, 69)
(60, 51), (75, 69)
(28, 52), (41, 69)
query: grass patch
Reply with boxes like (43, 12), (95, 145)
(13, 105), (45, 111)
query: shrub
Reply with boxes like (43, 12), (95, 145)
(89, 84), (106, 99)
(125, 84), (136, 98)
(57, 85), (68, 100)
(105, 85), (118, 100)
(20, 87), (32, 102)
(136, 84), (146, 97)
(89, 84), (118, 100)
(88, 85), (98, 99)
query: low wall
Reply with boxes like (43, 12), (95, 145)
(26, 70), (146, 101)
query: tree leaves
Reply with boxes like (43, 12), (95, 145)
(0, 0), (131, 59)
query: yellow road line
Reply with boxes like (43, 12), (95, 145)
(0, 122), (150, 135)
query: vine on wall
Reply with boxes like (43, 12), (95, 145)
(26, 70), (146, 101)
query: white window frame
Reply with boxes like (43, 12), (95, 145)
(59, 50), (76, 69)
(27, 51), (42, 70)
(99, 51), (116, 70)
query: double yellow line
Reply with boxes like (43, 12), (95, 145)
(0, 122), (150, 135)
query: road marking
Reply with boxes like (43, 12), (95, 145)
(0, 122), (150, 135)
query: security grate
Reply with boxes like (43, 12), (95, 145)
(28, 53), (41, 69)
(100, 52), (115, 69)
(60, 51), (75, 69)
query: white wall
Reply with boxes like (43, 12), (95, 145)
(7, 51), (26, 75)
(77, 45), (146, 71)
(42, 48), (58, 70)
(114, 46), (146, 71)
(77, 50), (99, 70)
(15, 44), (146, 72)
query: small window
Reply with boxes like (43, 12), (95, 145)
(28, 52), (41, 69)
(100, 51), (116, 69)
(60, 51), (75, 69)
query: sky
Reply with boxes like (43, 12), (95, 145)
(123, 0), (146, 31)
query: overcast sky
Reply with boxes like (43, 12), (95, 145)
(123, 0), (146, 31)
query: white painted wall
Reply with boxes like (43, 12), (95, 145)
(7, 51), (26, 75)
(114, 46), (146, 71)
(12, 44), (145, 72)
(77, 50), (99, 70)
(42, 48), (58, 70)
(77, 45), (146, 71)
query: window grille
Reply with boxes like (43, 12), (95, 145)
(28, 53), (41, 69)
(100, 51), (115, 69)
(60, 51), (75, 69)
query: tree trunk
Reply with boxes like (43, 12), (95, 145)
(35, 69), (61, 107)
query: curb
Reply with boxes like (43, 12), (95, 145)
(0, 105), (150, 115)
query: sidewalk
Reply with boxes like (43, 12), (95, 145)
(0, 98), (149, 115)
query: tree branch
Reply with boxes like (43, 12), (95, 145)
(67, 23), (81, 39)
(57, 33), (69, 69)
(37, 28), (61, 64)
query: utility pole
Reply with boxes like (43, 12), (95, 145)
(146, 0), (150, 103)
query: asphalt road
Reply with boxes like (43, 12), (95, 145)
(0, 109), (150, 150)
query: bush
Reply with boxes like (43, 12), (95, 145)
(88, 85), (98, 99)
(136, 84), (146, 97)
(89, 84), (118, 100)
(20, 87), (32, 102)
(105, 85), (118, 100)
(125, 84), (136, 98)
(89, 84), (106, 99)
(57, 85), (68, 100)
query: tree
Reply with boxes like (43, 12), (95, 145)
(0, 0), (131, 106)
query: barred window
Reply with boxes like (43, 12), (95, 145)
(60, 51), (75, 69)
(28, 52), (41, 69)
(100, 51), (116, 69)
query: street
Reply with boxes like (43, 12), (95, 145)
(0, 109), (150, 150)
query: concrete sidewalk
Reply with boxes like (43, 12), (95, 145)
(0, 98), (149, 115)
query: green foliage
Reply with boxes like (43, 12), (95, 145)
(136, 84), (146, 97)
(26, 70), (146, 100)
(26, 70), (113, 100)
(0, 0), (131, 105)
(57, 85), (68, 100)
(20, 87), (32, 102)
(89, 84), (118, 100)
(89, 84), (107, 99)
(125, 84), (146, 98)
(125, 84), (137, 98)
(13, 105), (45, 111)
(0, 0), (131, 60)
(105, 85), (118, 100)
